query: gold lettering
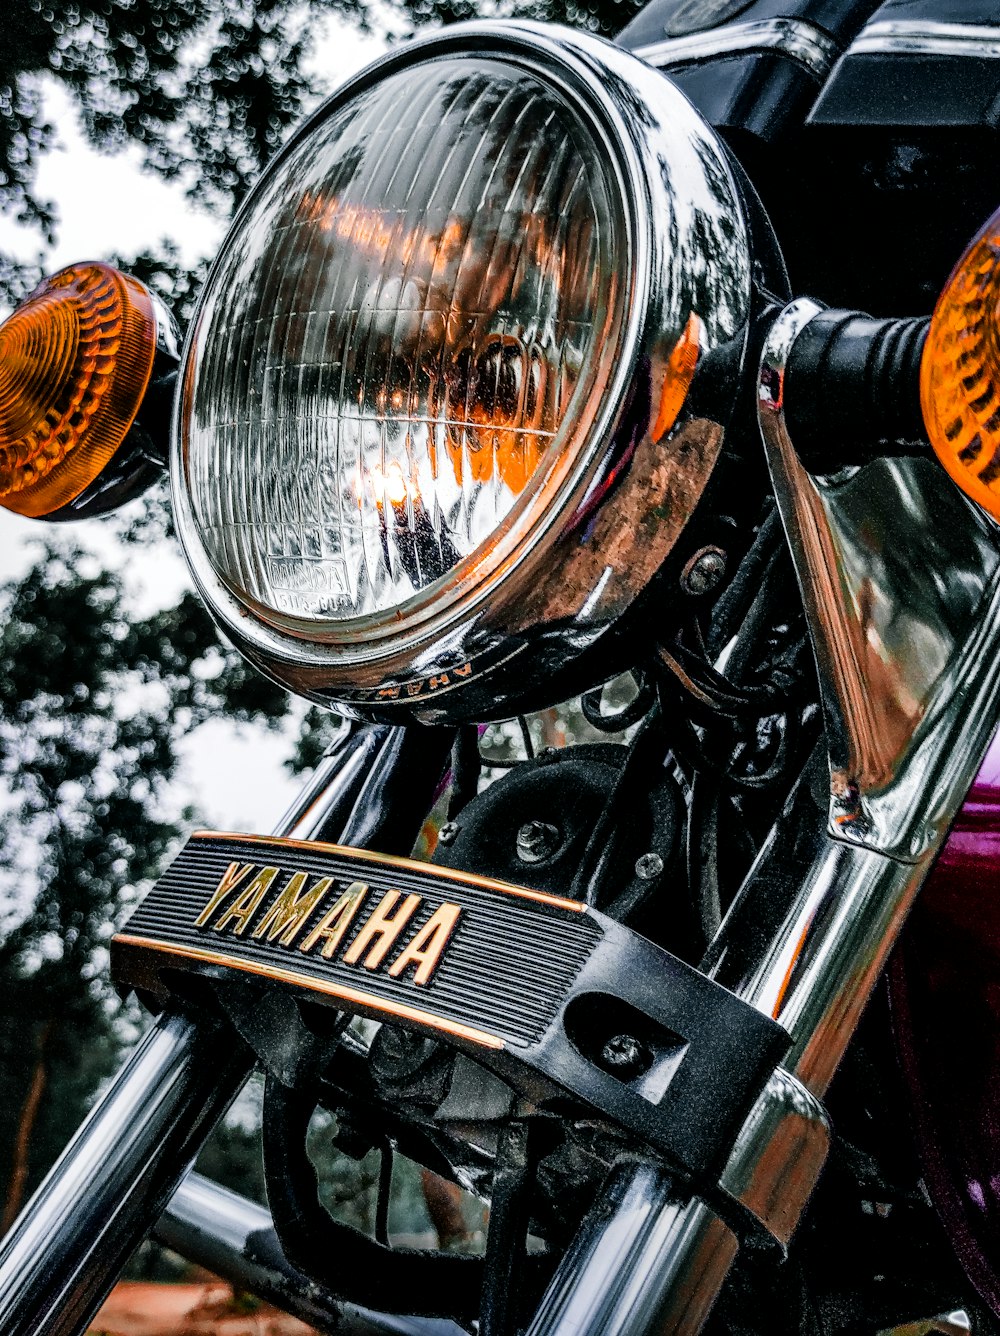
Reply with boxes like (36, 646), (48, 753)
(454, 663), (472, 678)
(252, 872), (332, 946)
(388, 903), (461, 985)
(300, 881), (368, 958)
(405, 681), (424, 697)
(377, 686), (401, 699)
(428, 673), (449, 690)
(343, 890), (422, 970)
(194, 861), (255, 927)
(214, 866), (279, 935)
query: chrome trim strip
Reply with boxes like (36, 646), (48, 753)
(634, 19), (841, 79)
(848, 19), (1000, 59)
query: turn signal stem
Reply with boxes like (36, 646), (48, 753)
(783, 310), (930, 474)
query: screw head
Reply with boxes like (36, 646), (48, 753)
(635, 852), (664, 881)
(681, 546), (727, 596)
(516, 820), (561, 864)
(438, 821), (461, 847)
(600, 1033), (651, 1076)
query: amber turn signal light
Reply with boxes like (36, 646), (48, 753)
(0, 262), (157, 518)
(922, 206), (1000, 522)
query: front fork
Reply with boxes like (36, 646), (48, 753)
(0, 729), (931, 1336)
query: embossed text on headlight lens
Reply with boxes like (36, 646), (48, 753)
(183, 57), (622, 629)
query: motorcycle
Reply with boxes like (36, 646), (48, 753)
(2, 0), (1000, 1330)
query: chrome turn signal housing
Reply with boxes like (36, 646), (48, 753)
(172, 21), (773, 722)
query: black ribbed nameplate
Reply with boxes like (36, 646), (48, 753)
(112, 832), (602, 1050)
(113, 830), (790, 1181)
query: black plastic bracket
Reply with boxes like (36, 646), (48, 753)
(112, 832), (790, 1186)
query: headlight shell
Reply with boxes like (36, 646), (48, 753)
(172, 21), (758, 722)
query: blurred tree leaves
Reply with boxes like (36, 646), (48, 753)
(1, 0), (644, 304)
(0, 544), (289, 1223)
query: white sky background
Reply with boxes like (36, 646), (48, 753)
(0, 16), (390, 833)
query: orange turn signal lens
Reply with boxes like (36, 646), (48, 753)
(922, 206), (1000, 522)
(0, 262), (157, 518)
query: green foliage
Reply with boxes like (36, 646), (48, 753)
(0, 541), (289, 1216)
(400, 0), (643, 33)
(118, 242), (211, 329)
(1, 0), (645, 303)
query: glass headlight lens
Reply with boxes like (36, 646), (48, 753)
(183, 55), (624, 631)
(174, 22), (759, 721)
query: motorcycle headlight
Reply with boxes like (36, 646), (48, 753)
(173, 22), (765, 721)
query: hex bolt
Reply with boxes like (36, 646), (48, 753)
(681, 546), (727, 596)
(600, 1033), (651, 1077)
(438, 821), (461, 847)
(635, 852), (664, 881)
(370, 1025), (437, 1081)
(516, 820), (561, 864)
(378, 1027), (423, 1060)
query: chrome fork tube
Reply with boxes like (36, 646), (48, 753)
(0, 723), (453, 1336)
(526, 1163), (739, 1336)
(526, 772), (930, 1336)
(271, 722), (393, 842)
(0, 1009), (251, 1336)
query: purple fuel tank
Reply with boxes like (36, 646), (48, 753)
(891, 731), (1000, 1314)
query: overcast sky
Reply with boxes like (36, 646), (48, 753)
(0, 18), (389, 833)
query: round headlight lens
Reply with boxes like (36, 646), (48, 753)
(182, 55), (624, 633)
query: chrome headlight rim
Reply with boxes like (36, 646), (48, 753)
(171, 19), (753, 709)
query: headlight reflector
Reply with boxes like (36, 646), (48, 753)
(184, 57), (624, 630)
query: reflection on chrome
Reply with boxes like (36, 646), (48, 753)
(759, 299), (1000, 858)
(633, 18), (841, 80)
(848, 19), (1000, 59)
